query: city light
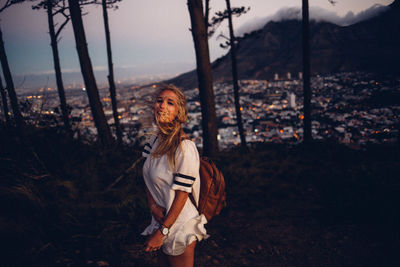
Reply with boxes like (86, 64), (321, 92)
(11, 72), (398, 149)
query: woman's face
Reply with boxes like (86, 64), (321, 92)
(154, 90), (179, 123)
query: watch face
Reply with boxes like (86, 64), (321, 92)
(162, 227), (169, 235)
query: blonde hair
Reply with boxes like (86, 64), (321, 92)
(151, 84), (188, 169)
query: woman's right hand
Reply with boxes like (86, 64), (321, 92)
(150, 203), (166, 224)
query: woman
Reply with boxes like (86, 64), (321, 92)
(141, 85), (208, 267)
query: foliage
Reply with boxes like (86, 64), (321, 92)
(31, 0), (70, 46)
(208, 6), (250, 40)
(92, 0), (122, 10)
(0, 125), (147, 265)
(30, 0), (120, 44)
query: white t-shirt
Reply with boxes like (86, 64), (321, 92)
(141, 135), (208, 256)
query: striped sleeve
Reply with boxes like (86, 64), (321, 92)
(171, 140), (200, 193)
(142, 136), (156, 157)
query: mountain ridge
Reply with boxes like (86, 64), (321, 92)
(236, 3), (389, 35)
(168, 2), (400, 89)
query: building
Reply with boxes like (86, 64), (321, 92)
(289, 93), (296, 109)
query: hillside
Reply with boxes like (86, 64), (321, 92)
(1, 126), (400, 266)
(168, 1), (400, 89)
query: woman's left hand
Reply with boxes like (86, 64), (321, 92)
(144, 229), (165, 252)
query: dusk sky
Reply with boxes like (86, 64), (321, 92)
(0, 0), (394, 87)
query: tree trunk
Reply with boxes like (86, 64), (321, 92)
(68, 0), (113, 146)
(204, 0), (210, 30)
(0, 25), (24, 130)
(187, 0), (218, 157)
(0, 74), (11, 126)
(226, 0), (247, 149)
(302, 0), (312, 143)
(47, 0), (72, 135)
(102, 0), (122, 144)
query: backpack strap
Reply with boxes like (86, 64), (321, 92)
(189, 192), (198, 209)
(153, 136), (158, 146)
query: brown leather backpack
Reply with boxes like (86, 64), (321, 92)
(190, 156), (226, 222)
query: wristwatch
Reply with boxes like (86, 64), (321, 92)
(159, 224), (170, 236)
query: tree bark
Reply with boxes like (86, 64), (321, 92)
(102, 0), (122, 144)
(204, 0), (210, 31)
(47, 0), (72, 135)
(68, 0), (113, 146)
(226, 0), (247, 149)
(0, 74), (11, 126)
(187, 0), (218, 157)
(0, 25), (24, 130)
(302, 0), (312, 143)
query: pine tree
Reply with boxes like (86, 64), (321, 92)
(187, 0), (219, 157)
(68, 0), (113, 146)
(101, 0), (123, 144)
(209, 2), (249, 149)
(302, 0), (312, 143)
(0, 24), (25, 131)
(0, 74), (11, 126)
(31, 0), (73, 134)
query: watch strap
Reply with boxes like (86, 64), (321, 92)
(159, 224), (169, 236)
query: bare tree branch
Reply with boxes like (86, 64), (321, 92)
(55, 12), (70, 38)
(217, 32), (229, 41)
(106, 156), (144, 191)
(53, 5), (67, 15)
(0, 0), (13, 13)
(0, 0), (24, 13)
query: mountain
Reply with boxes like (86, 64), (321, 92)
(168, 1), (400, 89)
(236, 4), (390, 35)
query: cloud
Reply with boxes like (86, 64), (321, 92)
(236, 4), (389, 36)
(93, 66), (108, 72)
(342, 4), (389, 25)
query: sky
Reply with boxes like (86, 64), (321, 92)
(0, 0), (394, 88)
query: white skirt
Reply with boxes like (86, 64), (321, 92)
(141, 214), (209, 256)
